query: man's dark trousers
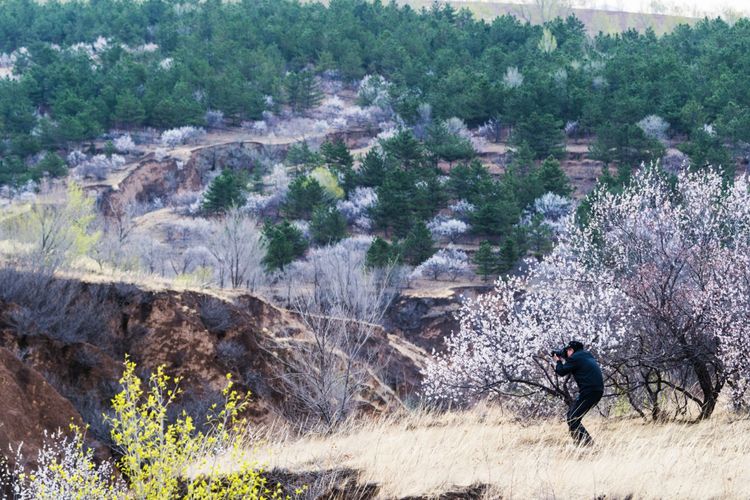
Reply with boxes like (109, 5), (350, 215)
(566, 391), (603, 446)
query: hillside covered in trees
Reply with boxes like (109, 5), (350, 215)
(0, 0), (748, 185)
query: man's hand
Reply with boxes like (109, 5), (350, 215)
(552, 354), (560, 363)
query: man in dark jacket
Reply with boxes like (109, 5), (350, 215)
(554, 340), (604, 446)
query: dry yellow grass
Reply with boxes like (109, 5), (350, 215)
(234, 405), (750, 499)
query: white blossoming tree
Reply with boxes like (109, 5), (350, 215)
(425, 167), (750, 419)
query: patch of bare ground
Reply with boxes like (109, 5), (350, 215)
(226, 405), (750, 499)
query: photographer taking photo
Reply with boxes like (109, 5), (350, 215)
(553, 341), (604, 446)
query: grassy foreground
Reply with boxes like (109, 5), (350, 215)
(230, 405), (750, 499)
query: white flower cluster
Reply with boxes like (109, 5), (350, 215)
(449, 200), (476, 219)
(66, 150), (88, 167)
(3, 429), (126, 499)
(519, 192), (573, 235)
(243, 164), (290, 217)
(503, 66), (524, 89)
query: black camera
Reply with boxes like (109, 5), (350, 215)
(550, 348), (568, 358)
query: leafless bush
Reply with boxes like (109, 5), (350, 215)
(198, 296), (237, 334)
(204, 109), (225, 129)
(74, 154), (126, 180)
(216, 338), (247, 370)
(204, 209), (265, 289)
(0, 268), (111, 345)
(275, 237), (403, 430)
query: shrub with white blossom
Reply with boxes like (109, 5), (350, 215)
(520, 192), (573, 235)
(160, 126), (206, 147)
(113, 134), (136, 154)
(411, 247), (469, 281)
(357, 75), (392, 109)
(637, 114), (670, 142)
(427, 216), (469, 243)
(3, 427), (126, 499)
(449, 200), (476, 219)
(66, 150), (88, 167)
(503, 66), (523, 89)
(425, 167), (750, 418)
(337, 187), (377, 230)
(204, 109), (225, 128)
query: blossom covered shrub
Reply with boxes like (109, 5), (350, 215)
(161, 126), (206, 147)
(426, 216), (469, 243)
(425, 167), (750, 418)
(337, 187), (377, 231)
(411, 247), (469, 281)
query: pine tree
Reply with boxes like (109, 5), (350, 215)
(537, 156), (573, 197)
(321, 138), (355, 194)
(473, 241), (498, 282)
(113, 91), (145, 128)
(381, 129), (424, 169)
(366, 237), (393, 268)
(358, 149), (389, 188)
(496, 236), (519, 273)
(283, 176), (328, 219)
(310, 205), (347, 246)
(202, 170), (247, 213)
(262, 221), (308, 271)
(321, 138), (353, 170)
(285, 70), (323, 113)
(374, 168), (414, 238)
(402, 221), (435, 266)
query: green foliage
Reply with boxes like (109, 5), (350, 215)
(496, 236), (519, 273)
(105, 358), (286, 499)
(401, 221), (435, 266)
(381, 129), (424, 170)
(473, 241), (498, 282)
(309, 166), (344, 200)
(358, 149), (389, 188)
(321, 138), (355, 193)
(537, 156), (573, 197)
(512, 113), (565, 160)
(678, 128), (733, 178)
(0, 0), (746, 192)
(366, 237), (400, 268)
(32, 151), (67, 179)
(524, 214), (554, 260)
(590, 123), (665, 167)
(425, 121), (475, 164)
(310, 205), (347, 246)
(262, 220), (308, 271)
(202, 170), (248, 213)
(286, 141), (323, 168)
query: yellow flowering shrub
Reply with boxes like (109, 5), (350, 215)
(107, 357), (287, 499)
(2, 357), (298, 499)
